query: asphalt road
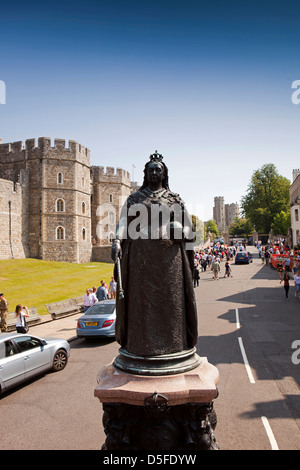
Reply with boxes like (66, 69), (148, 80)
(1, 246), (300, 450)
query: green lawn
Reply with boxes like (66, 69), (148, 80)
(0, 258), (115, 315)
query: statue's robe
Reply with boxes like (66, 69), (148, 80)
(115, 187), (198, 356)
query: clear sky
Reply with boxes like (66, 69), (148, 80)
(1, 0), (300, 221)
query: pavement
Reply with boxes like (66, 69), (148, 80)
(27, 312), (83, 342)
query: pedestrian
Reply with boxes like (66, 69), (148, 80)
(277, 260), (284, 280)
(224, 261), (232, 278)
(96, 280), (108, 301)
(284, 257), (291, 272)
(15, 304), (30, 333)
(109, 277), (117, 299)
(91, 287), (98, 304)
(193, 266), (200, 287)
(0, 293), (9, 332)
(201, 259), (207, 272)
(212, 258), (220, 280)
(83, 288), (95, 312)
(293, 259), (299, 275)
(280, 272), (291, 300)
(294, 270), (300, 298)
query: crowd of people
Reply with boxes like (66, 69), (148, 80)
(193, 238), (300, 303)
(83, 277), (117, 312)
(255, 240), (300, 301)
(193, 242), (240, 285)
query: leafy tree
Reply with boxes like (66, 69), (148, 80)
(272, 211), (291, 236)
(228, 217), (253, 237)
(241, 164), (290, 233)
(191, 215), (204, 244)
(205, 219), (219, 237)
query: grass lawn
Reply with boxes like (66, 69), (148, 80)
(0, 258), (115, 315)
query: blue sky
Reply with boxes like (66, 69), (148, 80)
(1, 0), (300, 221)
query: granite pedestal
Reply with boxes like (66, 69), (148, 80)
(94, 356), (219, 450)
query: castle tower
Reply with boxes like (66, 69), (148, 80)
(0, 138), (92, 263)
(213, 196), (226, 233)
(91, 166), (131, 262)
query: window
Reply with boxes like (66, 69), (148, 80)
(109, 194), (113, 203)
(56, 226), (65, 240)
(109, 211), (114, 222)
(57, 172), (63, 184)
(82, 202), (86, 214)
(82, 228), (86, 240)
(296, 209), (299, 222)
(2, 340), (18, 358)
(13, 336), (43, 352)
(56, 199), (64, 212)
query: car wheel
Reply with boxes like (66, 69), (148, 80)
(52, 349), (68, 371)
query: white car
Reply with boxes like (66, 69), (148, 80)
(0, 332), (70, 394)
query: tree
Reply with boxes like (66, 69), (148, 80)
(228, 217), (253, 237)
(205, 219), (219, 237)
(191, 214), (204, 244)
(241, 163), (290, 233)
(272, 211), (291, 236)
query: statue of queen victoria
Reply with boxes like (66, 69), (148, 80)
(111, 152), (199, 374)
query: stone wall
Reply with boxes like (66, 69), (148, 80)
(0, 172), (29, 259)
(0, 138), (132, 263)
(91, 166), (131, 246)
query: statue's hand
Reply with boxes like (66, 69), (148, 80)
(111, 239), (122, 262)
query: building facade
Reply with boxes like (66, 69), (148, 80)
(289, 169), (300, 247)
(0, 137), (131, 263)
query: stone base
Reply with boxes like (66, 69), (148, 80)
(94, 357), (219, 450)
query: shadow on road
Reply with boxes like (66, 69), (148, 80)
(196, 261), (300, 421)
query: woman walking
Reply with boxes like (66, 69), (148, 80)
(280, 272), (291, 300)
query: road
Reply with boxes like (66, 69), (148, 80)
(1, 246), (300, 450)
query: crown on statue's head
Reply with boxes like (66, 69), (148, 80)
(149, 150), (163, 163)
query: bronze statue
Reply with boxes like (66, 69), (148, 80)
(111, 152), (198, 361)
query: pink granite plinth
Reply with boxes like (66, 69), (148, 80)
(94, 357), (219, 406)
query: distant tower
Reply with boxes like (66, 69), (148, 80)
(225, 202), (240, 228)
(213, 197), (226, 233)
(293, 169), (300, 181)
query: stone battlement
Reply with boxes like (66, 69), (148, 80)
(91, 165), (131, 183)
(0, 137), (90, 161)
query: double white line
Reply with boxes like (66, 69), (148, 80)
(235, 308), (279, 450)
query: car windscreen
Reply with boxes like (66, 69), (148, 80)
(237, 253), (247, 257)
(85, 303), (115, 315)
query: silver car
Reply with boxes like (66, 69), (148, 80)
(76, 299), (116, 338)
(0, 332), (70, 394)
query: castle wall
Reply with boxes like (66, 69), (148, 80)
(0, 138), (131, 263)
(0, 173), (29, 259)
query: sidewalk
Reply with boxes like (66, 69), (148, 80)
(26, 312), (83, 342)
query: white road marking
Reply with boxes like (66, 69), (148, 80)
(235, 308), (240, 329)
(261, 416), (279, 450)
(238, 336), (255, 384)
